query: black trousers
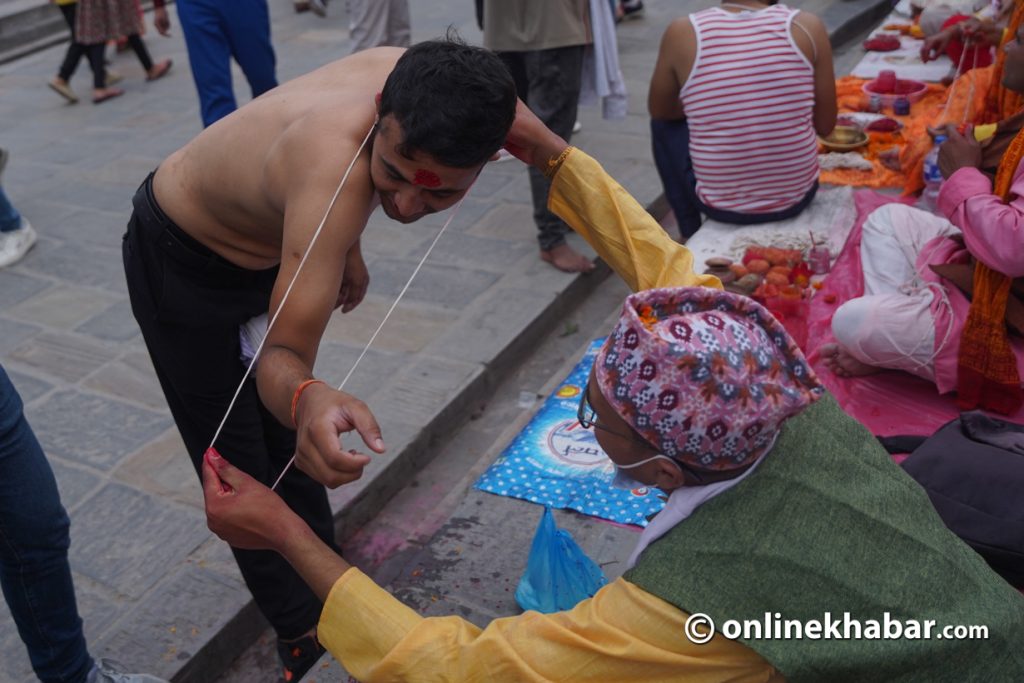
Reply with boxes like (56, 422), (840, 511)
(122, 173), (335, 640)
(57, 4), (106, 89)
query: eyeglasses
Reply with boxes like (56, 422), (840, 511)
(577, 386), (705, 485)
(577, 387), (648, 443)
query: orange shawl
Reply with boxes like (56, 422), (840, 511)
(983, 0), (1024, 122)
(956, 128), (1024, 413)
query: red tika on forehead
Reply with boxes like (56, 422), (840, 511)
(413, 169), (442, 188)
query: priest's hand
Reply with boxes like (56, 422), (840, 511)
(938, 124), (982, 178)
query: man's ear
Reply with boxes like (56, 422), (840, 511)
(375, 92), (382, 108)
(655, 459), (687, 490)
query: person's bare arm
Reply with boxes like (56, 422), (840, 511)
(793, 11), (837, 137)
(203, 449), (349, 601)
(648, 18), (694, 121)
(255, 134), (385, 488)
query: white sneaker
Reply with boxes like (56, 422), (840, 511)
(0, 218), (37, 268)
(87, 658), (170, 683)
(572, 120), (582, 134)
(309, 0), (327, 17)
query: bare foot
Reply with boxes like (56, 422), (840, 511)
(146, 59), (173, 82)
(91, 87), (124, 104)
(541, 244), (595, 273)
(819, 342), (883, 377)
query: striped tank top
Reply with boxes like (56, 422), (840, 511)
(681, 5), (818, 214)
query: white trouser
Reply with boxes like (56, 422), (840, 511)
(347, 0), (411, 53)
(831, 204), (960, 381)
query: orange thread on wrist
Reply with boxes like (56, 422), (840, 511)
(291, 379), (326, 428)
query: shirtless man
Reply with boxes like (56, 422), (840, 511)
(122, 40), (516, 680)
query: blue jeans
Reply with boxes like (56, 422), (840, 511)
(0, 365), (92, 683)
(177, 0), (278, 127)
(0, 184), (21, 233)
(650, 118), (818, 239)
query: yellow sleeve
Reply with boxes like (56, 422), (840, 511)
(548, 148), (722, 293)
(318, 570), (783, 683)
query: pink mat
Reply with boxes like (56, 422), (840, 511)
(804, 190), (1024, 438)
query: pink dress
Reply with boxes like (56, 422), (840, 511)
(75, 0), (143, 45)
(926, 165), (1024, 394)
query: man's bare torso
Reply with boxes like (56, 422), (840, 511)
(152, 48), (404, 271)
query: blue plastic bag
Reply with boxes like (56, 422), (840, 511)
(515, 506), (608, 613)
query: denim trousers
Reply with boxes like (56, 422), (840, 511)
(177, 0), (278, 127)
(650, 118), (818, 239)
(0, 184), (22, 233)
(0, 364), (92, 683)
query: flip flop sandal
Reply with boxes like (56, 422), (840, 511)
(92, 88), (124, 104)
(146, 59), (173, 82)
(48, 80), (79, 104)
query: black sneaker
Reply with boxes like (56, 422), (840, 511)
(278, 633), (324, 683)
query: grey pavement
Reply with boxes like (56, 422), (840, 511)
(0, 0), (879, 681)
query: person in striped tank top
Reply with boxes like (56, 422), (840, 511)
(648, 1), (837, 238)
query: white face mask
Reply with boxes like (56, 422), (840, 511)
(610, 454), (682, 490)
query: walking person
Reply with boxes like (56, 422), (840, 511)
(347, 0), (411, 52)
(482, 0), (595, 273)
(48, 0), (123, 104)
(0, 149), (37, 268)
(75, 0), (172, 91)
(175, 0), (278, 127)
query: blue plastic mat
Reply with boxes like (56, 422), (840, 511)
(475, 339), (665, 527)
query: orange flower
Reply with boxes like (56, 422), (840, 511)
(638, 305), (658, 330)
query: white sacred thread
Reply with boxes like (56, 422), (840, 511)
(270, 196), (466, 491)
(205, 124), (375, 457)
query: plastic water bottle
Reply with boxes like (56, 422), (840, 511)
(919, 135), (946, 214)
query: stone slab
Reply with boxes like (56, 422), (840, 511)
(0, 315), (40, 355)
(69, 483), (208, 599)
(425, 286), (559, 366)
(25, 389), (172, 471)
(8, 284), (119, 330)
(18, 241), (125, 292)
(96, 566), (259, 683)
(0, 268), (50, 307)
(113, 427), (203, 510)
(4, 367), (51, 403)
(75, 301), (142, 343)
(50, 458), (103, 511)
(311, 342), (401, 404)
(82, 358), (168, 411)
(7, 331), (118, 383)
(365, 258), (502, 309)
(320, 295), (458, 355)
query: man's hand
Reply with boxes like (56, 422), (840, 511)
(202, 448), (298, 551)
(921, 25), (957, 62)
(337, 244), (369, 313)
(504, 99), (569, 172)
(938, 123), (983, 178)
(154, 7), (171, 36)
(294, 383), (385, 488)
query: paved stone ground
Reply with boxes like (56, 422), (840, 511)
(0, 0), (877, 681)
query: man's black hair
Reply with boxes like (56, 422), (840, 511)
(378, 33), (517, 169)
